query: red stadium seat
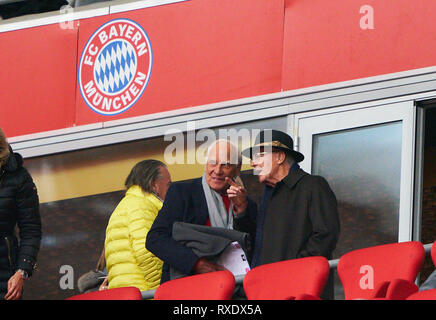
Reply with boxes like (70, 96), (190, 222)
(337, 241), (425, 300)
(406, 288), (436, 300)
(243, 256), (330, 300)
(431, 240), (436, 267)
(154, 270), (235, 300)
(66, 287), (142, 300)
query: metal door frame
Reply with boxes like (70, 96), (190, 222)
(292, 100), (416, 242)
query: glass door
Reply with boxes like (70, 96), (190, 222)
(294, 101), (415, 258)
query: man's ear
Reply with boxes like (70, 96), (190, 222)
(276, 151), (286, 165)
(150, 179), (157, 193)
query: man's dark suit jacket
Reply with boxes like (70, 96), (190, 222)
(146, 177), (257, 284)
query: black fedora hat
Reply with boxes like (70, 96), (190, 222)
(242, 129), (304, 163)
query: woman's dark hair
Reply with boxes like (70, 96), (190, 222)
(125, 159), (166, 193)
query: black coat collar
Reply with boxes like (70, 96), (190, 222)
(3, 145), (21, 173)
(191, 177), (210, 223)
(281, 166), (308, 190)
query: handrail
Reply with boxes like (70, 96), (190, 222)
(140, 242), (434, 300)
(0, 0), (23, 4)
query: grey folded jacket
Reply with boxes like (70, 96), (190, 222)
(170, 222), (251, 280)
(420, 269), (436, 291)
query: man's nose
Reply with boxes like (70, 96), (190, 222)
(214, 163), (223, 174)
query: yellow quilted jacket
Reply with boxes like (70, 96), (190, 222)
(105, 185), (163, 291)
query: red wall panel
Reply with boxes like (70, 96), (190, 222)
(75, 0), (285, 125)
(4, 0), (436, 139)
(0, 23), (78, 137)
(282, 0), (436, 90)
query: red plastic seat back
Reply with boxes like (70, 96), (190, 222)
(431, 241), (436, 267)
(243, 256), (330, 300)
(406, 288), (436, 300)
(337, 241), (425, 300)
(154, 270), (235, 300)
(66, 287), (142, 300)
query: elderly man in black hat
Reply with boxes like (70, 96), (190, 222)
(241, 129), (340, 299)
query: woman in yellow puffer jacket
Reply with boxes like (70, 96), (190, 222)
(104, 160), (171, 292)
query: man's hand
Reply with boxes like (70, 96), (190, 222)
(99, 277), (109, 291)
(226, 177), (248, 215)
(4, 271), (24, 300)
(193, 258), (227, 274)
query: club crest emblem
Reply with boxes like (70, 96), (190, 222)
(78, 18), (152, 115)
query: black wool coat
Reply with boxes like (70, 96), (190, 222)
(0, 146), (41, 298)
(259, 167), (340, 265)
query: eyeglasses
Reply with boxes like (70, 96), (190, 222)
(207, 160), (237, 169)
(252, 151), (275, 161)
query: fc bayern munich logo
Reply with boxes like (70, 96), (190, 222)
(78, 18), (152, 115)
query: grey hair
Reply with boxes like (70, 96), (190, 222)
(125, 159), (167, 194)
(284, 153), (295, 166)
(206, 139), (242, 167)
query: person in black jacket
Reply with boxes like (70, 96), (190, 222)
(242, 129), (340, 299)
(0, 128), (41, 300)
(146, 139), (257, 284)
